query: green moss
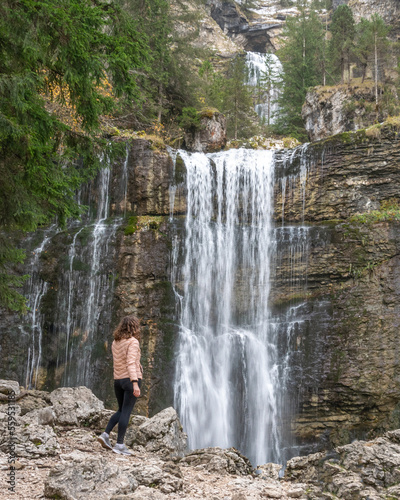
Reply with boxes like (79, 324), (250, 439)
(350, 199), (400, 225)
(199, 107), (219, 119)
(76, 226), (92, 247)
(72, 259), (91, 272)
(124, 216), (138, 235)
(174, 154), (186, 185)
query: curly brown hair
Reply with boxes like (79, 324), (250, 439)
(113, 314), (141, 342)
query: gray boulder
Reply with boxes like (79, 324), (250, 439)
(49, 386), (104, 426)
(44, 451), (182, 499)
(125, 407), (187, 458)
(285, 430), (400, 498)
(181, 447), (253, 476)
(0, 379), (20, 397)
(184, 110), (227, 153)
(0, 409), (60, 458)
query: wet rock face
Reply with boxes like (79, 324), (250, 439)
(302, 84), (379, 142)
(183, 111), (227, 153)
(125, 139), (186, 215)
(274, 125), (400, 223)
(114, 221), (178, 416)
(272, 125), (400, 450)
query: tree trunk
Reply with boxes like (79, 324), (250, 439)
(157, 83), (163, 123)
(234, 96), (238, 140)
(362, 63), (367, 84)
(347, 55), (351, 86)
(374, 32), (378, 107)
(341, 56), (344, 85)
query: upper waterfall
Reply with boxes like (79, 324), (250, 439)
(246, 51), (282, 125)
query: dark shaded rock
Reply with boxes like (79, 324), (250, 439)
(209, 1), (278, 52)
(210, 1), (248, 33)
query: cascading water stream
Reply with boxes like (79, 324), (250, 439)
(14, 148), (130, 394)
(246, 51), (282, 124)
(172, 148), (281, 466)
(56, 157), (125, 387)
(22, 225), (58, 388)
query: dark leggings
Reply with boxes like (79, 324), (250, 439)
(105, 378), (142, 444)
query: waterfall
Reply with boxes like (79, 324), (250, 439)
(55, 161), (122, 387)
(246, 52), (282, 125)
(21, 225), (58, 388)
(172, 148), (280, 466)
(14, 149), (130, 395)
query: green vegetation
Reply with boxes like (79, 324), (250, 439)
(1, 0), (399, 311)
(350, 199), (400, 224)
(275, 1), (325, 139)
(124, 216), (139, 236)
(0, 0), (148, 311)
(272, 1), (397, 138)
(330, 5), (355, 84)
(221, 55), (255, 140)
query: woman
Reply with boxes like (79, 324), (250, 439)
(97, 314), (143, 455)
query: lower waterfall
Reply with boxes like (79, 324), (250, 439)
(172, 148), (282, 466)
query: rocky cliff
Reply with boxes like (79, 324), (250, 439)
(301, 82), (381, 142)
(2, 122), (400, 458)
(273, 121), (400, 450)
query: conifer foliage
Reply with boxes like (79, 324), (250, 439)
(0, 0), (147, 311)
(275, 1), (324, 139)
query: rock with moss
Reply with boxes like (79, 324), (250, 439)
(302, 82), (385, 142)
(183, 109), (227, 153)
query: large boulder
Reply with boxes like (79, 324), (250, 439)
(0, 379), (20, 397)
(301, 83), (380, 142)
(0, 409), (60, 458)
(125, 407), (187, 458)
(44, 451), (183, 499)
(181, 447), (253, 476)
(49, 386), (104, 426)
(184, 109), (227, 153)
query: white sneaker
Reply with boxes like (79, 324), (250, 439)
(112, 443), (132, 456)
(97, 432), (112, 450)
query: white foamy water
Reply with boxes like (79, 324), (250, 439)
(173, 148), (281, 465)
(246, 51), (282, 125)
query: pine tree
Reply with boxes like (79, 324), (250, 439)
(0, 0), (148, 311)
(222, 56), (254, 140)
(368, 15), (390, 106)
(259, 54), (280, 127)
(329, 5), (356, 84)
(274, 0), (324, 139)
(354, 18), (375, 83)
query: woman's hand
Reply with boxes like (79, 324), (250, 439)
(133, 383), (140, 397)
